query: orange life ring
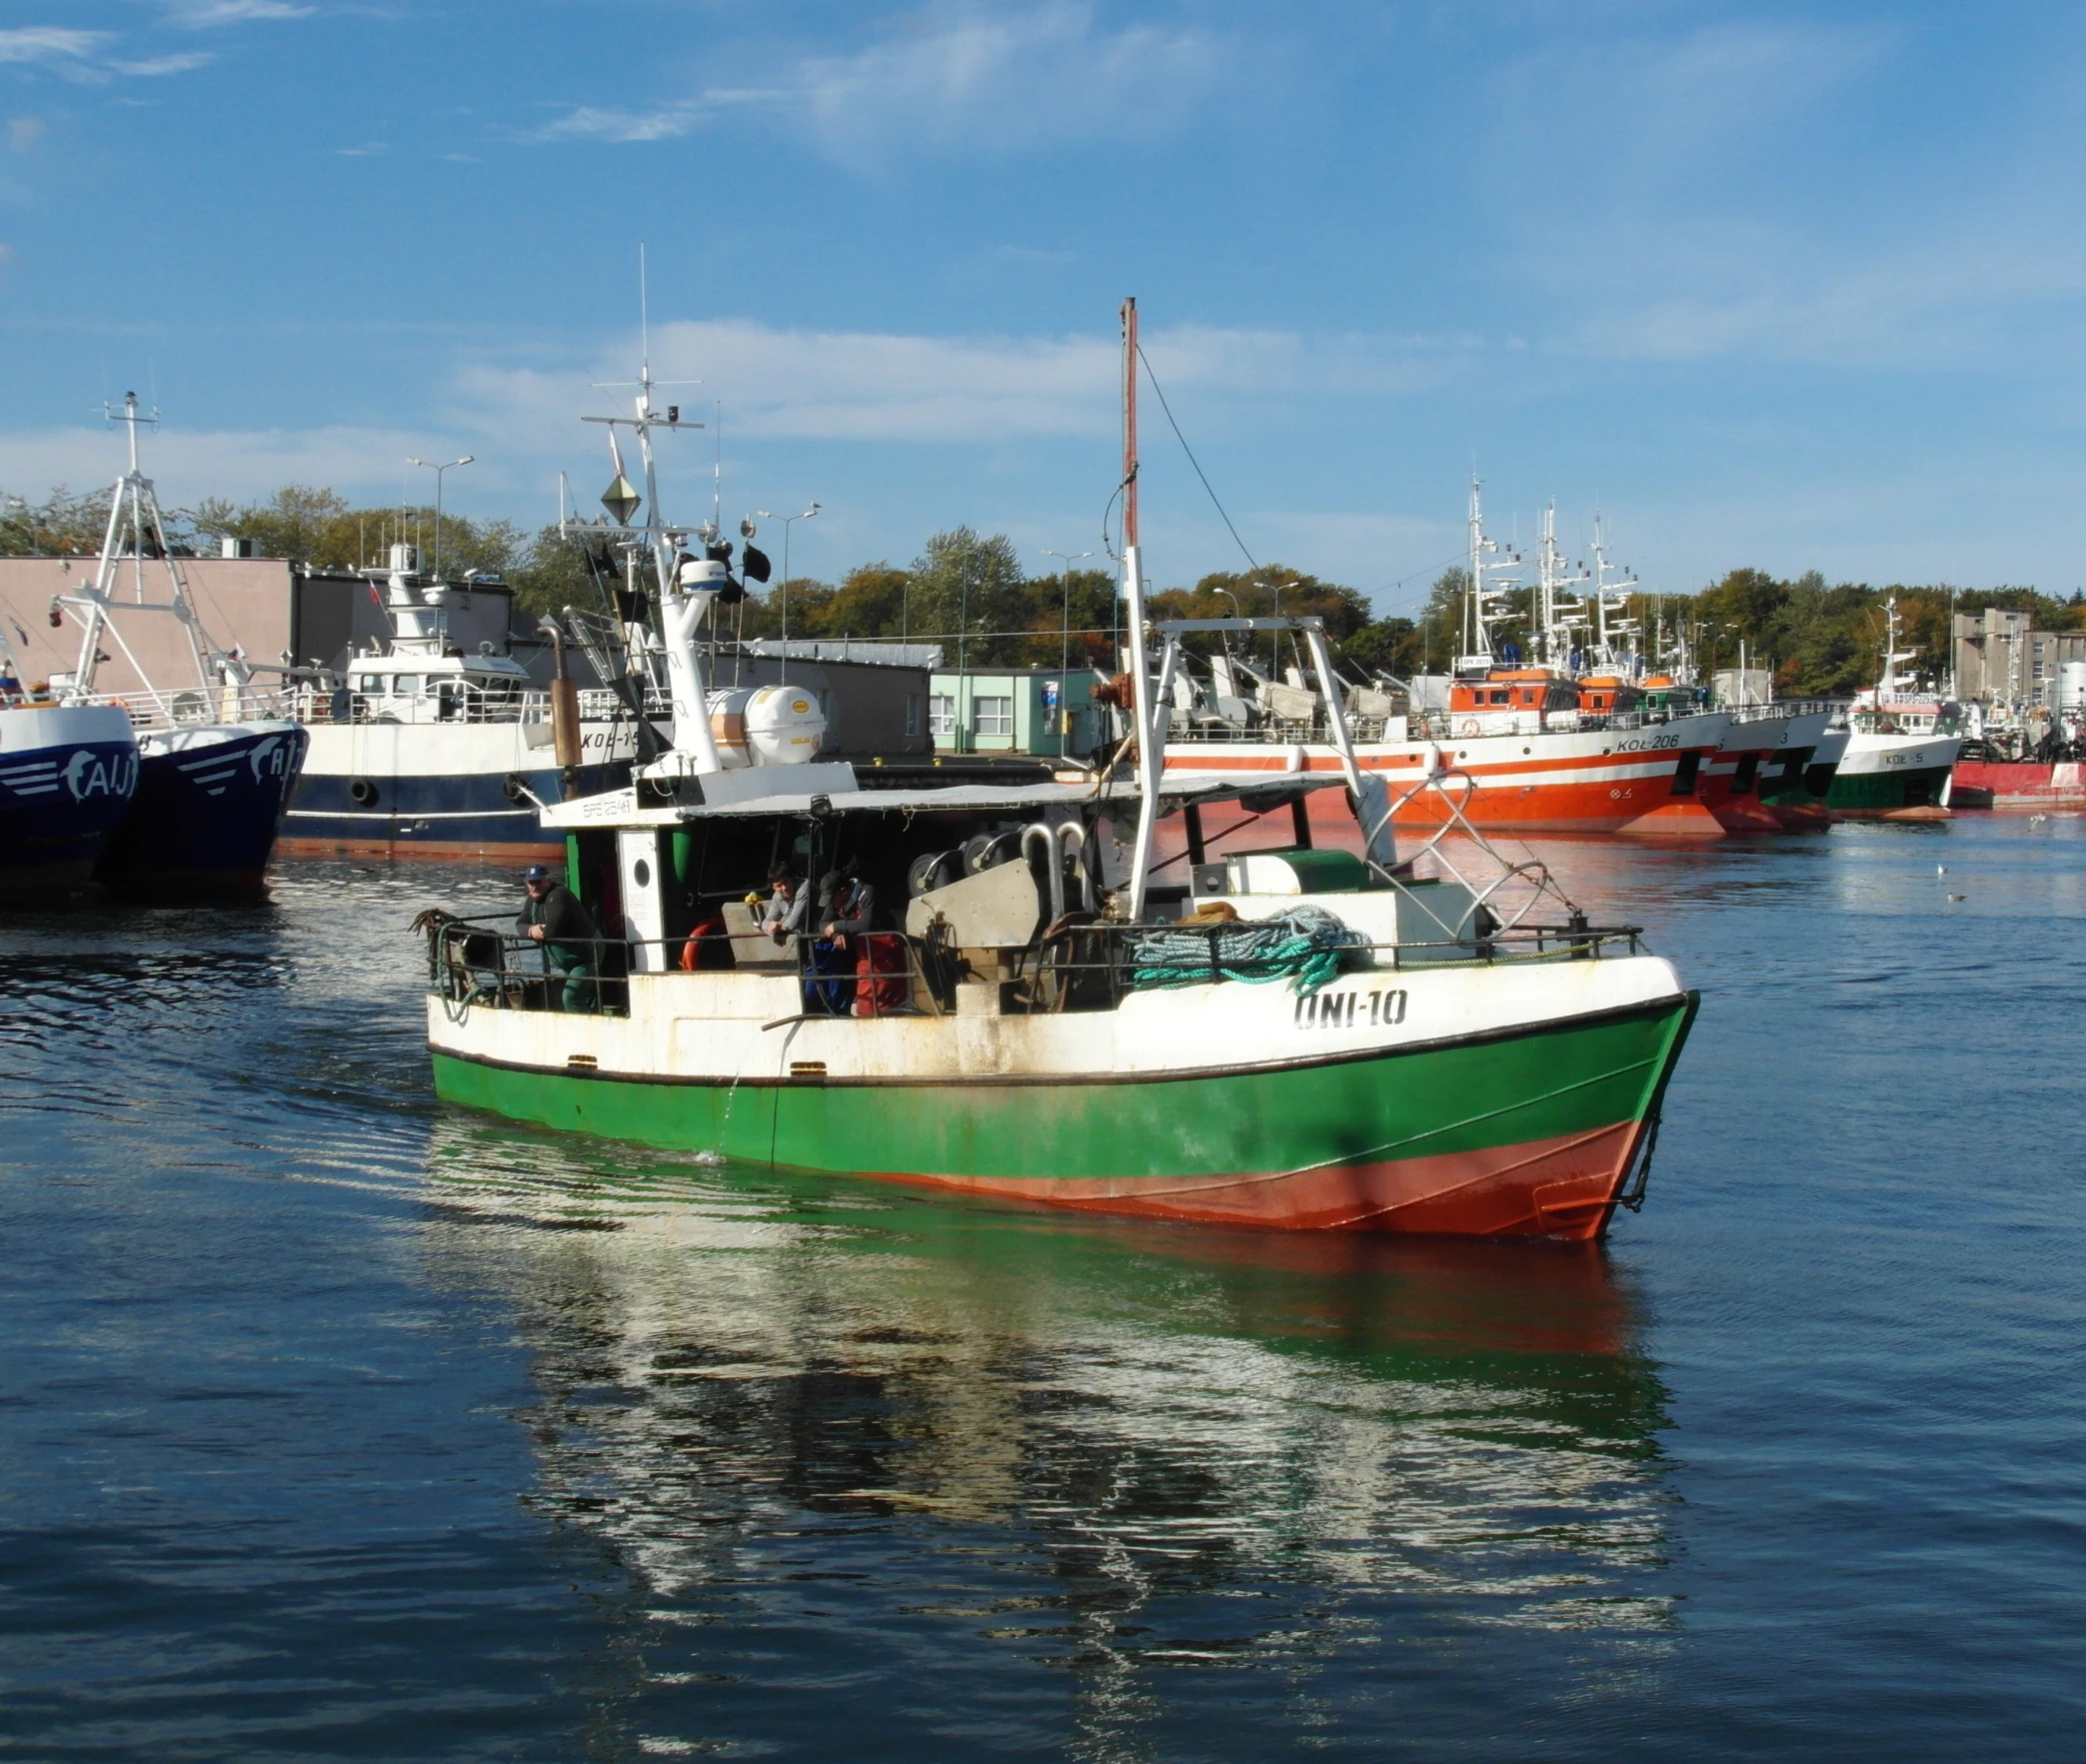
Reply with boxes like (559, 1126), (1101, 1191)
(1460, 718), (1480, 737)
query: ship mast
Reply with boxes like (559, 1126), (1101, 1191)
(1121, 296), (1162, 919)
(577, 265), (714, 772)
(1590, 513), (1639, 671)
(1459, 477), (1519, 674)
(65, 393), (235, 704)
(1875, 593), (1916, 701)
(1533, 502), (1589, 670)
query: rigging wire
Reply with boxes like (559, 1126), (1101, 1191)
(1136, 344), (1258, 573)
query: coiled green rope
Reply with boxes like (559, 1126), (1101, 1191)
(1126, 905), (1367, 997)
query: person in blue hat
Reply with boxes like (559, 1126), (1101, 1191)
(516, 863), (598, 1012)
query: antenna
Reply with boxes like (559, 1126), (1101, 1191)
(714, 400), (722, 532)
(639, 243), (650, 387)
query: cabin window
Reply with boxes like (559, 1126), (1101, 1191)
(928, 694), (956, 737)
(1488, 690), (1510, 705)
(905, 695), (923, 738)
(973, 696), (1014, 738)
(392, 675), (418, 696)
(356, 675), (381, 694)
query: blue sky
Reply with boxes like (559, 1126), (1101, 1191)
(5, 1), (2086, 616)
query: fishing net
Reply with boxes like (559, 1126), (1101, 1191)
(1125, 905), (1368, 997)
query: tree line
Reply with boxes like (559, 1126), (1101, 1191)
(7, 481), (2073, 694)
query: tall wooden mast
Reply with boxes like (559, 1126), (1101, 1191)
(1120, 296), (1161, 917)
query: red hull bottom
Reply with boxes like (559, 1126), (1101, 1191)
(1388, 801), (1725, 838)
(1949, 762), (2086, 809)
(1833, 805), (1951, 822)
(862, 1119), (1648, 1241)
(1766, 802), (1834, 831)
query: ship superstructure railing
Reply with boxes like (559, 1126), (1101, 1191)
(75, 684), (303, 730)
(286, 684), (647, 728)
(1721, 699), (1840, 723)
(420, 911), (1647, 1022)
(1164, 705), (1723, 745)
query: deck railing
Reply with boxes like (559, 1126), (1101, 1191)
(422, 911), (1645, 1022)
(286, 685), (647, 728)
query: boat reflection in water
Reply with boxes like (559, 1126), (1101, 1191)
(417, 1117), (1678, 1752)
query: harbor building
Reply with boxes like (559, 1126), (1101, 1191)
(1953, 609), (2086, 710)
(926, 665), (1105, 759)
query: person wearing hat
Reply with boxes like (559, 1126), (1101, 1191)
(516, 864), (598, 1012)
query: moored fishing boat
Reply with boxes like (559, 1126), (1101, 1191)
(1947, 759), (2086, 810)
(280, 544), (642, 860)
(1824, 598), (1961, 821)
(49, 396), (307, 894)
(1162, 490), (1730, 836)
(0, 629), (139, 897)
(421, 300), (1698, 1239)
(1701, 705), (1837, 832)
(1761, 723), (1848, 828)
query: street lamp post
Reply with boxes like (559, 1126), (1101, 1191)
(405, 455), (474, 582)
(1042, 548), (1094, 680)
(754, 504), (820, 681)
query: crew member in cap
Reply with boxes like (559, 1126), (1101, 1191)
(517, 864), (598, 1012)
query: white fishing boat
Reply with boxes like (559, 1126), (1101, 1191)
(1829, 596), (1962, 820)
(279, 542), (647, 860)
(418, 301), (1699, 1239)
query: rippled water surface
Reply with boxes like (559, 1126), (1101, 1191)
(4, 819), (2083, 1760)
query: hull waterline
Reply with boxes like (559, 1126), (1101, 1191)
(430, 987), (1699, 1241)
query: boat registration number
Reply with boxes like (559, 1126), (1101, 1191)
(1295, 987), (1407, 1029)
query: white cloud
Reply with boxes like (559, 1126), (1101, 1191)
(0, 28), (107, 65)
(164, 0), (314, 25)
(111, 51), (216, 77)
(8, 116), (45, 151)
(795, 1), (1221, 154)
(452, 318), (1471, 448)
(0, 424), (441, 508)
(538, 2), (1226, 156)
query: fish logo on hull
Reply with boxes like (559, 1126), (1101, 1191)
(246, 734), (302, 785)
(63, 747), (138, 802)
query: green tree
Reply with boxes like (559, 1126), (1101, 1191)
(0, 487), (115, 556)
(822, 564), (913, 639)
(906, 528), (1030, 664)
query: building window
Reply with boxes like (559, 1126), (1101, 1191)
(905, 695), (923, 738)
(973, 695), (1014, 737)
(928, 694), (956, 737)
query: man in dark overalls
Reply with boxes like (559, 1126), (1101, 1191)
(517, 863), (597, 1012)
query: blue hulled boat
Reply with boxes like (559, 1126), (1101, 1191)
(48, 396), (308, 895)
(94, 721), (309, 895)
(0, 690), (139, 897)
